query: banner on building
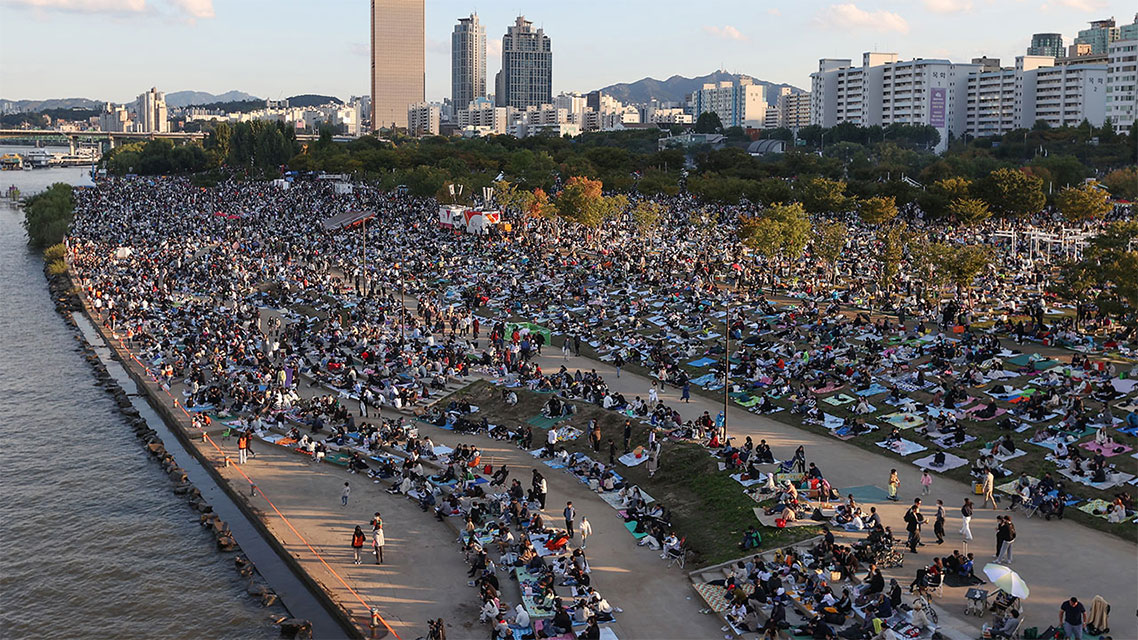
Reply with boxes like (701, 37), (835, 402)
(929, 88), (946, 128)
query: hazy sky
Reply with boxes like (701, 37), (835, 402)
(0, 0), (1133, 103)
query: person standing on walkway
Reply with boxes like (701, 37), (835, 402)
(793, 446), (806, 473)
(996, 515), (1016, 563)
(613, 352), (624, 378)
(533, 471), (548, 510)
(982, 470), (997, 509)
(933, 500), (946, 544)
(579, 516), (592, 549)
(994, 515), (1007, 558)
(647, 445), (658, 478)
(904, 499), (924, 553)
(237, 432), (249, 464)
(960, 498), (974, 541)
(562, 339), (571, 360)
(573, 334), (581, 357)
(371, 512), (385, 564)
(920, 470), (932, 495)
(564, 501), (576, 539)
(341, 481), (351, 506)
(887, 469), (900, 501)
(622, 420), (632, 453)
(351, 525), (366, 565)
(608, 439), (616, 465)
(590, 420), (602, 452)
(1060, 596), (1086, 640)
(681, 380), (691, 403)
(648, 384), (658, 405)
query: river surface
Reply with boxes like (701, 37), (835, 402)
(0, 167), (277, 639)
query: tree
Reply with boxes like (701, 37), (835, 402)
(977, 168), (1045, 217)
(527, 187), (555, 218)
(798, 177), (848, 214)
(875, 222), (907, 301)
(694, 111), (723, 134)
(1055, 182), (1113, 222)
(1103, 167), (1138, 201)
(947, 197), (992, 225)
(1053, 221), (1138, 321)
(22, 183), (74, 248)
(556, 176), (624, 228)
(630, 200), (666, 239)
(929, 242), (994, 300)
(858, 195), (899, 225)
(922, 176), (972, 218)
(814, 220), (848, 283)
(738, 202), (813, 264)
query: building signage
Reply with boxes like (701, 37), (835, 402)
(929, 88), (946, 128)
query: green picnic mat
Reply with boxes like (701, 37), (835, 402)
(527, 414), (569, 430)
(624, 521), (648, 539)
(325, 451), (352, 466)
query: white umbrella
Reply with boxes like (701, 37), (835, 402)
(983, 563), (1030, 599)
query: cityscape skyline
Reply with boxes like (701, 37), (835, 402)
(1, 0), (1134, 103)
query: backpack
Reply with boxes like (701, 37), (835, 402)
(812, 507), (826, 521)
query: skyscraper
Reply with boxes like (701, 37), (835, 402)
(370, 0), (424, 131)
(452, 13), (486, 110)
(1074, 18), (1120, 55)
(1027, 33), (1064, 59)
(495, 16), (552, 109)
(135, 87), (168, 133)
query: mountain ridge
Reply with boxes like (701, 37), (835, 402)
(595, 71), (804, 106)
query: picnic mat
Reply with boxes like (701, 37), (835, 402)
(882, 412), (926, 429)
(843, 485), (891, 503)
(875, 438), (928, 457)
(1080, 441), (1134, 458)
(692, 581), (754, 613)
(912, 452), (969, 472)
(754, 508), (816, 528)
(623, 521), (648, 539)
(527, 414), (569, 430)
(618, 451), (650, 467)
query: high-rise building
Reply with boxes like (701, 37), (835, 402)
(776, 90), (811, 129)
(135, 87), (168, 133)
(1106, 38), (1137, 132)
(1023, 61), (1107, 128)
(687, 77), (767, 128)
(1027, 33), (1064, 59)
(371, 0), (425, 131)
(407, 103), (440, 136)
(495, 16), (552, 109)
(1075, 18), (1120, 56)
(810, 53), (979, 151)
(1121, 14), (1138, 41)
(99, 102), (133, 132)
(964, 55), (1055, 137)
(452, 14), (486, 112)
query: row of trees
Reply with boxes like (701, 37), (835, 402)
(101, 121), (300, 176)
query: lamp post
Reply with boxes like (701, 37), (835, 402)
(722, 288), (731, 442)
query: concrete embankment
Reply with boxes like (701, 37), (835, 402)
(55, 267), (355, 640)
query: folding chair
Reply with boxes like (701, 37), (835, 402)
(665, 536), (687, 568)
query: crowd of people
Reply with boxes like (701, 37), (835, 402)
(66, 175), (1135, 639)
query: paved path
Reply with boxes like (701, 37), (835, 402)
(533, 351), (1138, 639)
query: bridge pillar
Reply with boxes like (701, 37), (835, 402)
(108, 135), (115, 150)
(69, 136), (76, 155)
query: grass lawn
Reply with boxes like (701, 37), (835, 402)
(451, 380), (821, 568)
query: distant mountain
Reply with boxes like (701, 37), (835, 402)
(286, 94), (343, 108)
(596, 71), (803, 106)
(166, 90), (260, 108)
(0, 97), (103, 113)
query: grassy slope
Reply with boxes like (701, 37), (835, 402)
(452, 380), (820, 568)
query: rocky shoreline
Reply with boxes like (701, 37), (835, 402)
(44, 267), (315, 639)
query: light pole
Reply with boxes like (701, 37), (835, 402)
(722, 288), (731, 442)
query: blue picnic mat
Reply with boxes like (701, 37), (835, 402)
(843, 485), (891, 503)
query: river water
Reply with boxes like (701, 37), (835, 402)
(0, 167), (277, 639)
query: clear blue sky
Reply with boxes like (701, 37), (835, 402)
(0, 0), (1133, 103)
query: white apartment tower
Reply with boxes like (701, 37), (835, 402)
(135, 87), (169, 133)
(452, 14), (486, 112)
(688, 77), (767, 128)
(1107, 39), (1137, 132)
(407, 102), (440, 135)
